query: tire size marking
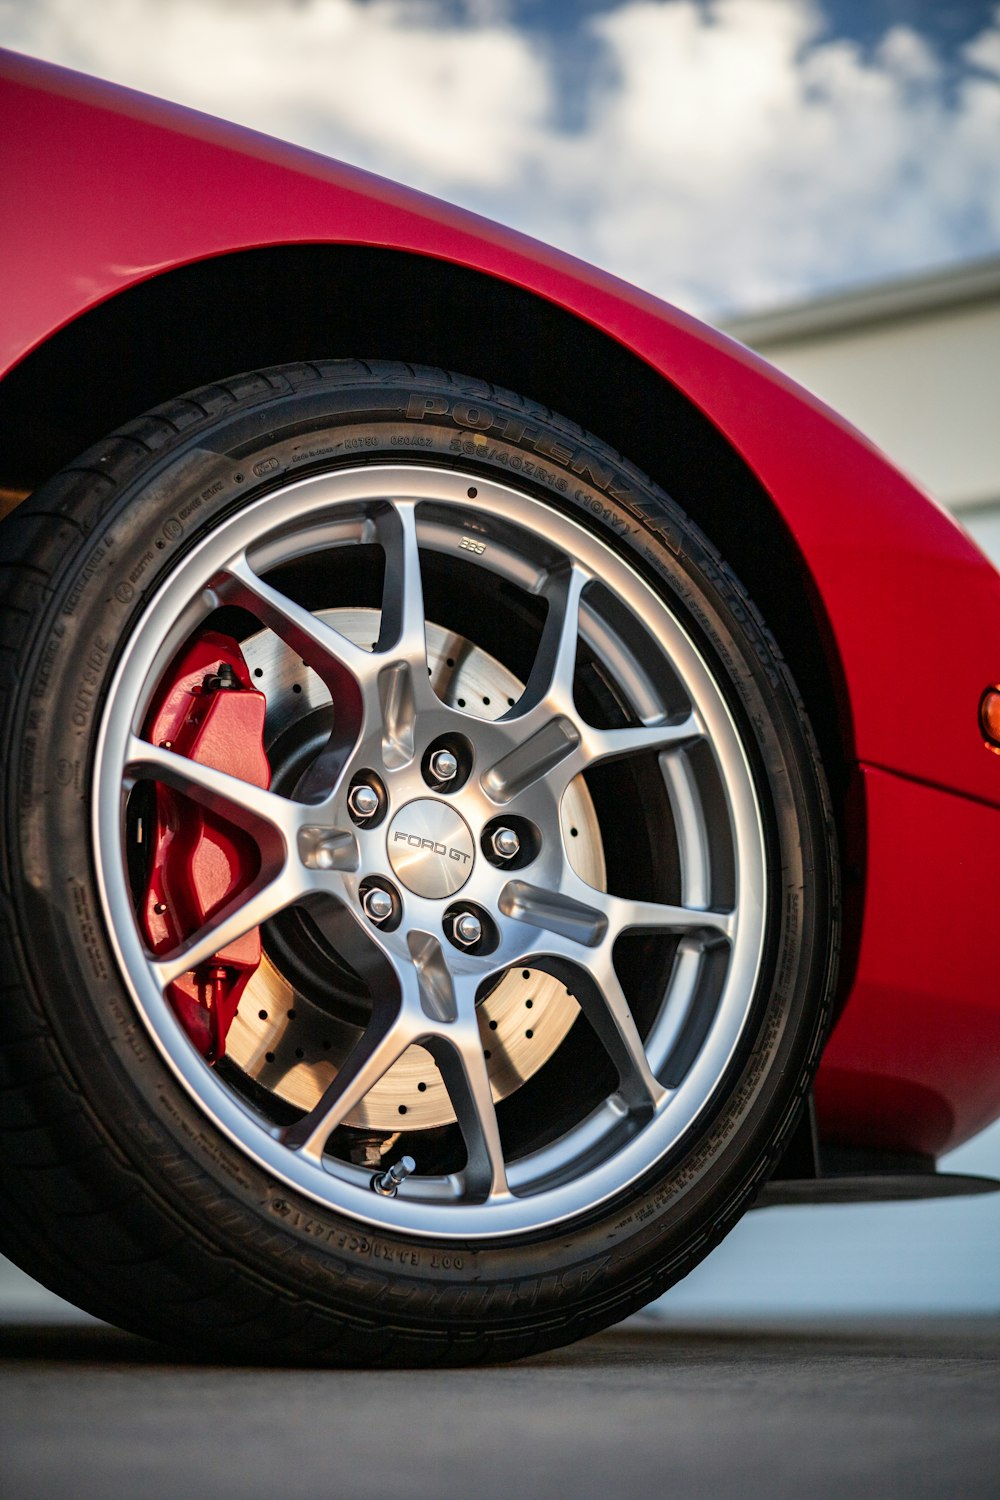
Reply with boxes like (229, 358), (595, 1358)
(280, 1206), (439, 1267)
(447, 437), (571, 495)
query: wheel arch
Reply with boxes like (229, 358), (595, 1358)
(0, 241), (856, 924)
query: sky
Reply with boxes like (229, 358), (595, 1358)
(2, 0), (1000, 316)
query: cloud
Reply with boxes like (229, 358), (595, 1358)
(545, 0), (1000, 312)
(3, 0), (1000, 315)
(0, 0), (550, 190)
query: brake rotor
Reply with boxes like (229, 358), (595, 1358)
(225, 609), (606, 1132)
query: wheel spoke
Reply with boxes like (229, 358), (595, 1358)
(407, 931), (458, 1024)
(603, 891), (734, 943)
(374, 500), (428, 665)
(425, 1012), (510, 1201)
(572, 961), (668, 1112)
(150, 872), (302, 989)
(498, 878), (733, 951)
(480, 716), (581, 802)
(508, 561), (588, 717)
(281, 1004), (420, 1161)
(222, 552), (373, 707)
(125, 734), (298, 858)
(498, 879), (608, 946)
(371, 501), (434, 760)
(580, 713), (701, 768)
(378, 659), (418, 769)
(481, 711), (699, 804)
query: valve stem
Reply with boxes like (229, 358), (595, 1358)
(372, 1155), (416, 1197)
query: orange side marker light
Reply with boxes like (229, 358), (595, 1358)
(981, 686), (1000, 753)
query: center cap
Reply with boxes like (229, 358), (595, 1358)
(386, 799), (475, 898)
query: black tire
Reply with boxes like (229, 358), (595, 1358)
(0, 361), (838, 1366)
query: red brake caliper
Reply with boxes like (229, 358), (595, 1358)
(141, 631), (271, 1063)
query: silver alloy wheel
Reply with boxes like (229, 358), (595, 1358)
(93, 465), (767, 1238)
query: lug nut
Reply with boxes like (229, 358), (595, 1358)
(363, 886), (394, 924)
(452, 911), (483, 947)
(348, 783), (381, 820)
(491, 827), (520, 861)
(372, 1155), (416, 1197)
(428, 749), (459, 783)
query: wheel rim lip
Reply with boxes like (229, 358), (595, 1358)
(92, 463), (767, 1240)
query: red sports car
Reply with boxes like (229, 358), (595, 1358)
(1, 50), (997, 1365)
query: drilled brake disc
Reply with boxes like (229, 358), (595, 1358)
(225, 609), (606, 1131)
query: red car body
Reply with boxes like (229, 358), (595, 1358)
(2, 47), (999, 1164)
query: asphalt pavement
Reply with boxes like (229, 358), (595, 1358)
(2, 1261), (998, 1500)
